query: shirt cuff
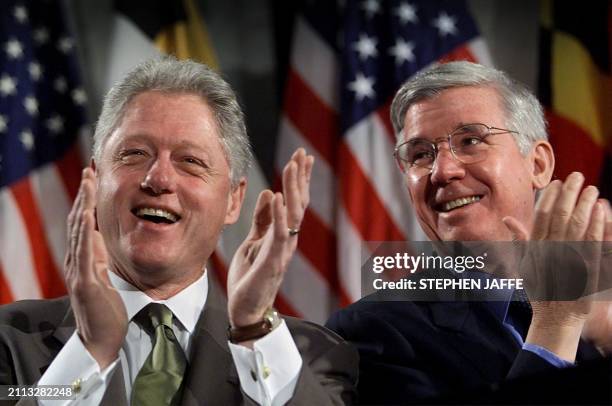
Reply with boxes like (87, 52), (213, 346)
(229, 320), (303, 406)
(522, 343), (574, 368)
(38, 332), (120, 405)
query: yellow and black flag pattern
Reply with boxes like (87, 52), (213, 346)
(115, 0), (219, 69)
(538, 0), (611, 198)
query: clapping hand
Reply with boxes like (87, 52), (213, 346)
(65, 167), (127, 368)
(503, 172), (609, 361)
(227, 148), (314, 335)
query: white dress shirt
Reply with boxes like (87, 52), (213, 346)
(38, 271), (302, 406)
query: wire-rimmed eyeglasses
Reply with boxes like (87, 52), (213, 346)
(393, 123), (519, 174)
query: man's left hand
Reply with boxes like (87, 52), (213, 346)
(582, 199), (612, 353)
(503, 173), (609, 362)
(227, 148), (314, 334)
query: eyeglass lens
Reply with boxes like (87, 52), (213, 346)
(396, 123), (492, 172)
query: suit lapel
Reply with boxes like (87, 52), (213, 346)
(47, 283), (242, 405)
(180, 280), (240, 405)
(428, 301), (520, 381)
(39, 298), (75, 378)
(49, 298), (128, 406)
(100, 366), (128, 406)
(50, 298), (75, 345)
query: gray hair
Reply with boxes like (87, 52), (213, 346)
(390, 61), (547, 154)
(93, 56), (253, 186)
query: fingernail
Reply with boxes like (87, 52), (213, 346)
(570, 171), (584, 180)
(586, 185), (599, 194)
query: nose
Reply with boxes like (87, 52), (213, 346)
(429, 145), (465, 185)
(140, 155), (177, 195)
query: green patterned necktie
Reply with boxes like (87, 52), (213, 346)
(131, 303), (187, 406)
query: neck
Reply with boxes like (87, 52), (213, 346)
(109, 263), (205, 300)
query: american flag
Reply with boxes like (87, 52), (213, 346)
(0, 1), (88, 303)
(275, 0), (492, 322)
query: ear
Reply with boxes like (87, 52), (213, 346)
(530, 140), (555, 190)
(224, 177), (247, 225)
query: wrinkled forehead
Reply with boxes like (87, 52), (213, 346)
(116, 92), (218, 137)
(122, 91), (215, 124)
(400, 86), (506, 142)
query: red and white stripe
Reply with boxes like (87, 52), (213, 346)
(276, 18), (492, 323)
(0, 142), (84, 303)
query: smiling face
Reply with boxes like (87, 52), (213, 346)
(402, 86), (545, 241)
(94, 91), (245, 285)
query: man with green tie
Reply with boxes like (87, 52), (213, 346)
(0, 57), (357, 405)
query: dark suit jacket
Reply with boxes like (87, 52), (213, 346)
(326, 296), (599, 405)
(0, 281), (358, 405)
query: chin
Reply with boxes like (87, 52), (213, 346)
(122, 245), (177, 273)
(443, 228), (511, 242)
(129, 258), (173, 275)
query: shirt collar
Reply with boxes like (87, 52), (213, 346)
(108, 270), (208, 334)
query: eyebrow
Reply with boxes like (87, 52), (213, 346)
(174, 139), (211, 153)
(118, 134), (210, 152)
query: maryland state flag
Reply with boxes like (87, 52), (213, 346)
(114, 0), (218, 69)
(538, 0), (611, 198)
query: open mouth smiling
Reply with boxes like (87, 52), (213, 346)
(131, 207), (181, 224)
(435, 195), (483, 213)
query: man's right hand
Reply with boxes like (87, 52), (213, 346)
(64, 167), (127, 369)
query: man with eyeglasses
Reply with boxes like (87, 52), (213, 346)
(327, 61), (612, 404)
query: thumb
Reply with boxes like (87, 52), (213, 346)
(247, 190), (274, 239)
(502, 216), (530, 241)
